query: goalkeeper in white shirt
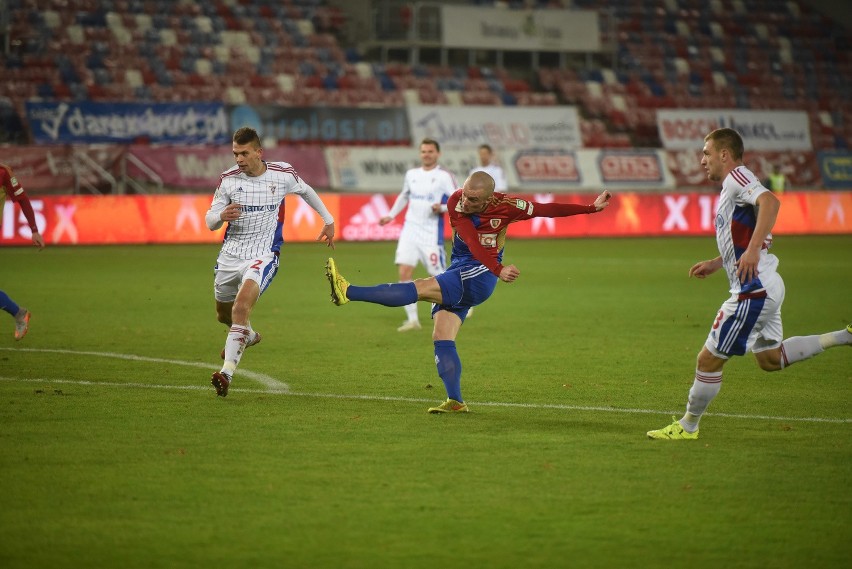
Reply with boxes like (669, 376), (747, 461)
(205, 127), (335, 396)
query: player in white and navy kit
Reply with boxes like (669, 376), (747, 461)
(648, 128), (851, 440)
(205, 127), (335, 396)
(379, 138), (457, 331)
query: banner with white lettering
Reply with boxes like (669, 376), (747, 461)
(3, 192), (849, 246)
(657, 109), (812, 151)
(325, 146), (475, 191)
(441, 6), (600, 52)
(326, 147), (677, 192)
(127, 145), (329, 190)
(0, 145), (126, 192)
(408, 105), (582, 149)
(25, 101), (229, 144)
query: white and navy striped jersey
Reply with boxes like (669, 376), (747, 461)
(714, 165), (778, 294)
(205, 161), (333, 259)
(387, 165), (457, 246)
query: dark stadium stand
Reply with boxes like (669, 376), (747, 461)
(1, 0), (849, 149)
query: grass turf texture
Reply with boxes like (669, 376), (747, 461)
(0, 236), (849, 569)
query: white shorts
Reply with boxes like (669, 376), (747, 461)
(704, 271), (785, 359)
(213, 251), (279, 303)
(394, 235), (446, 277)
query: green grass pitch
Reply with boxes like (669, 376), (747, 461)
(0, 236), (849, 568)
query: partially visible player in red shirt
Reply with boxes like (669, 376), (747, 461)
(325, 171), (612, 413)
(1, 163), (44, 250)
(1, 162), (45, 340)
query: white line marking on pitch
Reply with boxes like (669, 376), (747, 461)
(0, 375), (848, 424)
(0, 347), (289, 392)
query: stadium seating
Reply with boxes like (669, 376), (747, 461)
(0, 0), (849, 149)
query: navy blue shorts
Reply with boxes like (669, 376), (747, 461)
(431, 263), (498, 323)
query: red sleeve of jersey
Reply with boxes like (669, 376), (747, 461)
(526, 201), (596, 218)
(16, 193), (38, 231)
(1, 165), (20, 198)
(1, 165), (37, 230)
(448, 191), (505, 276)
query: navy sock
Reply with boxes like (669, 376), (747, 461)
(347, 282), (418, 307)
(434, 340), (462, 402)
(0, 290), (20, 317)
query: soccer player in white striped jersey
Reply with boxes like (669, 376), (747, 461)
(205, 127), (335, 396)
(648, 128), (851, 440)
(379, 138), (458, 332)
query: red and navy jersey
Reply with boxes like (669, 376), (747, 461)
(446, 190), (596, 276)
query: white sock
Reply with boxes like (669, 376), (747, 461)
(780, 335), (824, 368)
(681, 370), (722, 432)
(222, 325), (250, 376)
(403, 302), (418, 323)
(780, 327), (851, 369)
(819, 327), (852, 349)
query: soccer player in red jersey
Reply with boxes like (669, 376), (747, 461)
(1, 162), (45, 340)
(326, 171), (612, 413)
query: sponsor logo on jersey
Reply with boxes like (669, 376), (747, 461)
(242, 204), (279, 212)
(479, 233), (498, 247)
(515, 199), (527, 210)
(269, 184), (276, 194)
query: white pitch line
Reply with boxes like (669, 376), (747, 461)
(0, 375), (849, 424)
(0, 347), (289, 392)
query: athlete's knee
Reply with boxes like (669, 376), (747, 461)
(755, 348), (783, 372)
(696, 347), (725, 372)
(231, 299), (253, 323)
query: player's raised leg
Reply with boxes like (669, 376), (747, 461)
(325, 258), (420, 307)
(772, 324), (852, 369)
